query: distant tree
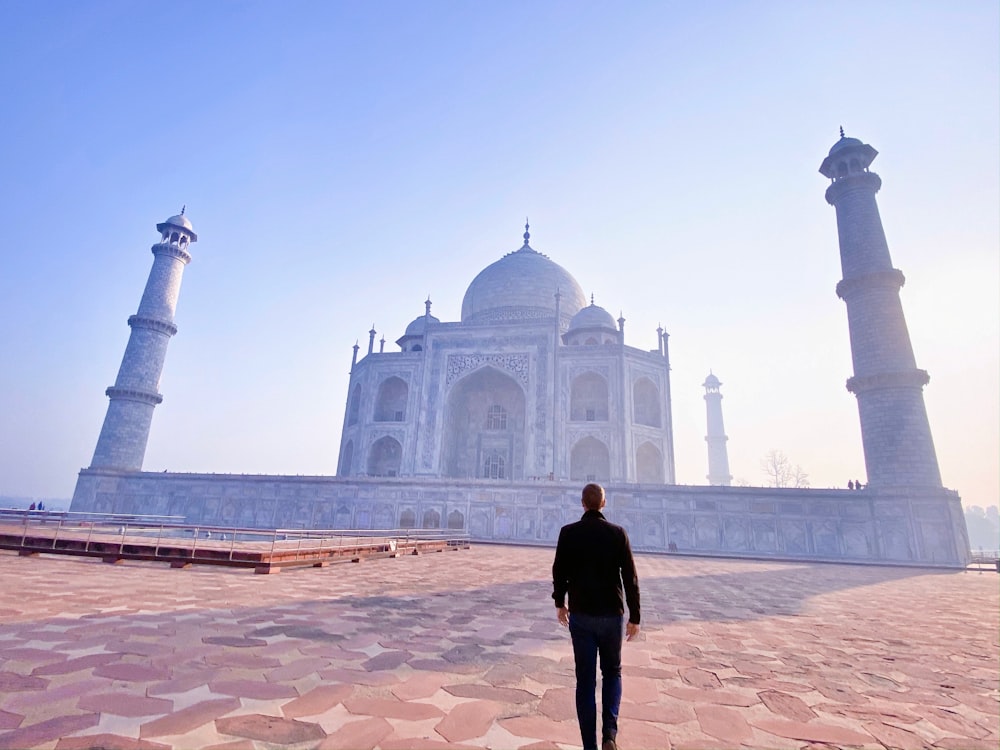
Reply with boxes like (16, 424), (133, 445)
(760, 449), (810, 488)
(964, 505), (1000, 551)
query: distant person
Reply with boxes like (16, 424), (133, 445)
(855, 479), (864, 490)
(28, 502), (36, 511)
(848, 480), (855, 490)
(552, 483), (640, 750)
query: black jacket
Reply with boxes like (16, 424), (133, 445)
(552, 509), (640, 624)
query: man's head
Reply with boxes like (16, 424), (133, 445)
(581, 483), (605, 511)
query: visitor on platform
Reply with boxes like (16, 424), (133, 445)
(552, 483), (641, 750)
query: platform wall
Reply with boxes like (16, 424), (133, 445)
(71, 470), (969, 567)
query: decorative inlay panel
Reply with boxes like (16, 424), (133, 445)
(446, 353), (529, 387)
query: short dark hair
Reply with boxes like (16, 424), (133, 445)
(581, 483), (605, 511)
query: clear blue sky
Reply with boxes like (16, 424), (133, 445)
(1, 1), (997, 505)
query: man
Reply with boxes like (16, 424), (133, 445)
(552, 483), (640, 750)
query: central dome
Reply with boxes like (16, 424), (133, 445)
(461, 238), (587, 325)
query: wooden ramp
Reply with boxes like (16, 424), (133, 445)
(0, 511), (470, 574)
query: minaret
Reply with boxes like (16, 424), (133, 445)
(820, 131), (942, 487)
(89, 210), (197, 470)
(703, 372), (732, 486)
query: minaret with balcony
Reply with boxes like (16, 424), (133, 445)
(703, 372), (732, 486)
(820, 131), (941, 487)
(89, 210), (197, 470)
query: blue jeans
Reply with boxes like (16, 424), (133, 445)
(569, 613), (623, 750)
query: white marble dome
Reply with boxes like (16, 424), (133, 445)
(461, 244), (586, 325)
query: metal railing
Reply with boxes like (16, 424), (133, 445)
(0, 509), (470, 570)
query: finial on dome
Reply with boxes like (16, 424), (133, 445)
(523, 218), (530, 246)
(181, 205), (186, 215)
(425, 296), (432, 315)
(590, 293), (595, 306)
(839, 125), (845, 139)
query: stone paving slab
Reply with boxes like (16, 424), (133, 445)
(0, 546), (997, 749)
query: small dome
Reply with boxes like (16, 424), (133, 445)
(828, 136), (863, 156)
(569, 302), (617, 332)
(163, 213), (194, 231)
(703, 373), (721, 388)
(404, 313), (440, 336)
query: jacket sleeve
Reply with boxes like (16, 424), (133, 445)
(552, 528), (569, 608)
(620, 531), (640, 624)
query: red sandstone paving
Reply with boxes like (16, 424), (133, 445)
(282, 683), (354, 718)
(433, 699), (502, 742)
(0, 547), (998, 749)
(316, 716), (393, 749)
(55, 733), (172, 750)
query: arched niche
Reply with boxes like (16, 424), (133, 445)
(367, 435), (402, 476)
(447, 510), (465, 529)
(633, 377), (661, 427)
(340, 440), (354, 476)
(636, 441), (664, 483)
(348, 383), (361, 426)
(570, 372), (609, 422)
(374, 376), (408, 422)
(570, 436), (610, 482)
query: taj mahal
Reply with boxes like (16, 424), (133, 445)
(70, 133), (970, 567)
(338, 222), (676, 486)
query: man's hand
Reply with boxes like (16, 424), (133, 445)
(557, 607), (569, 627)
(626, 622), (640, 641)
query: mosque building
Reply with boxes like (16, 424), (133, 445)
(337, 223), (676, 486)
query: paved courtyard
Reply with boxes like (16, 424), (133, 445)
(0, 545), (996, 750)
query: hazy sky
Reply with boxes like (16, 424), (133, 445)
(1, 1), (997, 505)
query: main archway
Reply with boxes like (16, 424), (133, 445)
(441, 366), (526, 480)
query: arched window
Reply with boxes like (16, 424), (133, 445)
(447, 510), (465, 529)
(399, 509), (415, 529)
(585, 336), (599, 345)
(348, 384), (361, 426)
(633, 377), (661, 427)
(170, 231), (179, 243)
(374, 376), (408, 422)
(486, 404), (507, 430)
(483, 453), (506, 479)
(412, 344), (423, 352)
(422, 509), (441, 529)
(571, 372), (609, 421)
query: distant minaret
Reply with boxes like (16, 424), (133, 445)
(89, 211), (197, 470)
(820, 131), (941, 487)
(703, 373), (732, 486)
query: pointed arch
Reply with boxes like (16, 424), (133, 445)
(633, 377), (661, 427)
(570, 436), (610, 482)
(348, 383), (361, 425)
(636, 441), (664, 483)
(340, 440), (354, 476)
(442, 366), (525, 479)
(571, 372), (609, 421)
(367, 435), (402, 476)
(374, 376), (408, 422)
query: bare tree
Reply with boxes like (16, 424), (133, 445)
(760, 449), (810, 488)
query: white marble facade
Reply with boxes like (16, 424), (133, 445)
(338, 227), (676, 486)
